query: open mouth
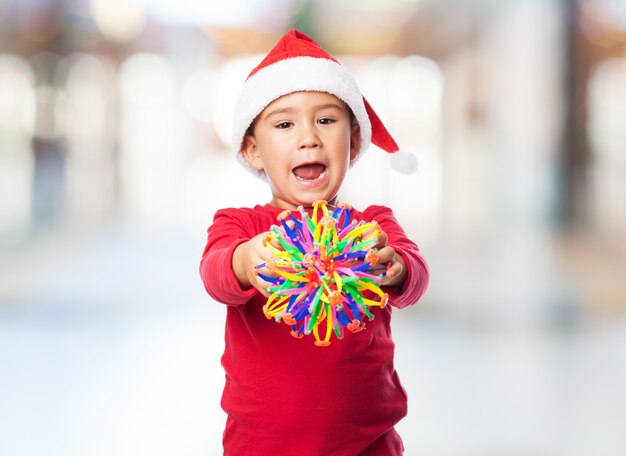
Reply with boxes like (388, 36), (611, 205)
(292, 163), (327, 182)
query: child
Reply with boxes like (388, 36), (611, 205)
(200, 29), (429, 455)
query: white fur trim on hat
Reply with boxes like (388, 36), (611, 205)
(231, 56), (372, 178)
(389, 150), (419, 174)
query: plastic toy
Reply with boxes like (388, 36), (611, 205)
(256, 200), (389, 346)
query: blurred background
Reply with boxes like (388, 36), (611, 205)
(1, 0), (626, 454)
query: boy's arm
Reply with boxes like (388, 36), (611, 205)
(199, 209), (260, 305)
(364, 206), (429, 309)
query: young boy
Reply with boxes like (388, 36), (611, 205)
(200, 30), (429, 455)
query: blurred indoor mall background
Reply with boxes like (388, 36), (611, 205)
(1, 0), (626, 454)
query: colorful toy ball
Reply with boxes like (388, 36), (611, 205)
(256, 200), (389, 347)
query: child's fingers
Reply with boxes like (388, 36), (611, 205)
(259, 245), (274, 262)
(376, 246), (395, 264)
(252, 262), (273, 296)
(381, 261), (404, 286)
(374, 230), (388, 250)
(256, 264), (277, 278)
(264, 222), (293, 251)
(284, 219), (296, 231)
(266, 236), (283, 251)
(255, 250), (279, 281)
(360, 226), (375, 240)
(361, 225), (384, 240)
(253, 277), (272, 297)
(386, 261), (403, 278)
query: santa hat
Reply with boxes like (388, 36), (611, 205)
(231, 29), (418, 178)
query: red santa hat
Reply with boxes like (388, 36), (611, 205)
(232, 29), (418, 178)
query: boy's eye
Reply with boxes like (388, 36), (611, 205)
(275, 122), (292, 129)
(318, 117), (335, 125)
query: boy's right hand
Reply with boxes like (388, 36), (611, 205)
(232, 232), (277, 298)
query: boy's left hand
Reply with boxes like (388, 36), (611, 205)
(372, 230), (407, 288)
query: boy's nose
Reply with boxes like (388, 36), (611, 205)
(297, 123), (321, 149)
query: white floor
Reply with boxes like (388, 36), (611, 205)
(1, 225), (626, 456)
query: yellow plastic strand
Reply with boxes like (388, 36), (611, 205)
(333, 271), (343, 293)
(357, 280), (387, 299)
(274, 270), (310, 282)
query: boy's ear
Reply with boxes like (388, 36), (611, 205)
(349, 122), (361, 163)
(241, 134), (264, 171)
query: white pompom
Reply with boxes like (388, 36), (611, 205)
(389, 150), (418, 174)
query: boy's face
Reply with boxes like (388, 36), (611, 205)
(241, 91), (360, 210)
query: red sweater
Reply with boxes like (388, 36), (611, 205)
(200, 204), (429, 455)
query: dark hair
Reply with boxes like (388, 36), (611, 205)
(245, 122), (255, 138)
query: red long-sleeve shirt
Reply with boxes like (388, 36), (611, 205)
(200, 204), (429, 455)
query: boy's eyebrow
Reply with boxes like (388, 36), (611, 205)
(313, 103), (345, 112)
(263, 107), (294, 120)
(263, 103), (345, 120)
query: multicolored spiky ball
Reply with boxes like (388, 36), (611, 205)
(256, 200), (389, 347)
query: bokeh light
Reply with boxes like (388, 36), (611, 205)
(0, 54), (36, 245)
(90, 0), (146, 43)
